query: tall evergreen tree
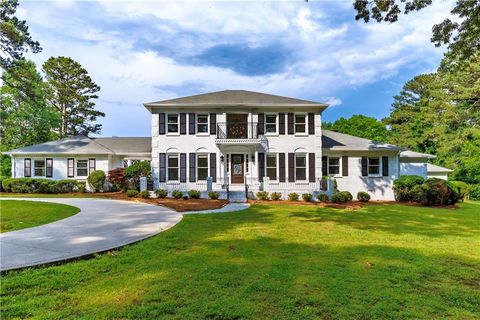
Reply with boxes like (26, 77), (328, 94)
(42, 56), (105, 137)
(0, 59), (59, 151)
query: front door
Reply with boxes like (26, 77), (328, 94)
(231, 154), (245, 184)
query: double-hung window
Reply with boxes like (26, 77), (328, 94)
(328, 157), (340, 175)
(167, 154), (179, 181)
(197, 114), (208, 133)
(266, 154), (277, 180)
(34, 159), (45, 177)
(295, 154), (307, 181)
(77, 160), (88, 177)
(197, 154), (208, 180)
(368, 157), (380, 175)
(167, 114), (179, 133)
(265, 114), (277, 134)
(295, 114), (306, 133)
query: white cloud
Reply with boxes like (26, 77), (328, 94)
(322, 97), (342, 107)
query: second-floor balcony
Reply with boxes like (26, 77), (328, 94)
(216, 122), (263, 145)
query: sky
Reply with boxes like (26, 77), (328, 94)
(18, 0), (454, 137)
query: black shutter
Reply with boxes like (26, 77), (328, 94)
(287, 113), (294, 135)
(189, 113), (195, 135)
(308, 113), (315, 135)
(258, 153), (265, 182)
(322, 156), (328, 176)
(24, 158), (31, 177)
(180, 113), (186, 135)
(258, 113), (265, 135)
(210, 113), (217, 135)
(382, 156), (389, 176)
(308, 153), (315, 182)
(46, 158), (53, 177)
(179, 153), (187, 182)
(189, 153), (196, 182)
(279, 153), (286, 182)
(67, 158), (74, 178)
(209, 153), (217, 182)
(279, 113), (285, 135)
(159, 153), (166, 182)
(288, 153), (295, 182)
(342, 156), (348, 176)
(361, 157), (368, 177)
(159, 113), (166, 135)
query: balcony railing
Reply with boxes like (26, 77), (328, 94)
(217, 122), (260, 139)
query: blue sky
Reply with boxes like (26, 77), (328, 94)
(18, 0), (453, 136)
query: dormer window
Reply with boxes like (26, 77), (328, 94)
(167, 114), (179, 133)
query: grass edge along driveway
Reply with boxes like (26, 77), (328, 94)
(0, 200), (80, 232)
(1, 202), (479, 319)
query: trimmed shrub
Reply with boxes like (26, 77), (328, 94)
(393, 175), (425, 201)
(155, 189), (168, 199)
(87, 170), (106, 192)
(331, 191), (353, 204)
(256, 191), (269, 200)
(138, 190), (150, 199)
(470, 184), (480, 200)
(449, 181), (470, 202)
(302, 193), (313, 202)
(76, 181), (87, 193)
(124, 161), (151, 190)
(357, 191), (371, 202)
(316, 193), (330, 203)
(270, 192), (282, 200)
(208, 191), (220, 200)
(171, 190), (183, 199)
(1, 178), (84, 193)
(188, 190), (201, 199)
(126, 189), (139, 197)
(288, 192), (299, 201)
(108, 168), (126, 191)
(417, 178), (459, 206)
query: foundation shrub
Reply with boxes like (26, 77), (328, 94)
(270, 192), (282, 200)
(188, 190), (201, 199)
(316, 193), (330, 203)
(138, 190), (150, 199)
(155, 189), (168, 199)
(357, 191), (371, 202)
(393, 175), (425, 201)
(171, 190), (183, 199)
(87, 170), (106, 192)
(208, 191), (220, 200)
(126, 190), (139, 197)
(256, 191), (269, 200)
(302, 193), (313, 202)
(288, 192), (299, 201)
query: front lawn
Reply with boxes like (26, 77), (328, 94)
(1, 202), (479, 319)
(0, 200), (80, 233)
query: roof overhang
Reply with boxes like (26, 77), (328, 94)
(144, 103), (328, 113)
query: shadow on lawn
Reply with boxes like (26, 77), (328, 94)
(288, 203), (480, 238)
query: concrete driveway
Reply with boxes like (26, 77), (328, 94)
(0, 198), (182, 271)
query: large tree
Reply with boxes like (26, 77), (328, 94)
(323, 115), (389, 142)
(42, 56), (104, 137)
(0, 0), (41, 70)
(385, 53), (480, 184)
(353, 0), (480, 59)
(0, 59), (59, 150)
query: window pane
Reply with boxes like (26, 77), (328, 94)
(168, 168), (178, 180)
(266, 168), (277, 180)
(167, 124), (178, 132)
(197, 156), (208, 167)
(296, 168), (306, 181)
(266, 124), (276, 133)
(296, 155), (306, 167)
(197, 115), (208, 123)
(329, 158), (339, 166)
(168, 155), (178, 167)
(295, 124), (305, 133)
(295, 115), (305, 123)
(197, 124), (208, 133)
(34, 160), (45, 176)
(266, 155), (276, 167)
(369, 158), (379, 165)
(368, 166), (379, 174)
(168, 115), (178, 123)
(198, 168), (208, 180)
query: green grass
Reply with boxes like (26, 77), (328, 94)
(1, 202), (479, 319)
(0, 200), (80, 232)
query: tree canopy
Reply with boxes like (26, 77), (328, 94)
(323, 115), (389, 142)
(43, 56), (104, 137)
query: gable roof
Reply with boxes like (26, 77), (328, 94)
(144, 90), (328, 110)
(322, 130), (403, 151)
(5, 136), (151, 155)
(399, 150), (436, 159)
(427, 163), (453, 173)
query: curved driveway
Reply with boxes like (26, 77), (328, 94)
(0, 198), (182, 271)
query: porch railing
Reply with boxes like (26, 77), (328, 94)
(216, 122), (260, 139)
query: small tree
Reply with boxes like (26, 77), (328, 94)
(87, 170), (105, 192)
(108, 167), (126, 191)
(124, 161), (151, 190)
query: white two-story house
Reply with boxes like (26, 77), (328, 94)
(5, 90), (452, 200)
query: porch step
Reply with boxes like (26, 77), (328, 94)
(228, 191), (247, 203)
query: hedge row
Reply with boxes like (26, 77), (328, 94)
(1, 178), (86, 193)
(393, 175), (459, 206)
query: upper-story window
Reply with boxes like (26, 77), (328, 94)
(368, 157), (380, 175)
(167, 154), (179, 181)
(328, 157), (340, 175)
(34, 159), (45, 177)
(197, 114), (208, 133)
(167, 114), (179, 133)
(295, 114), (306, 133)
(265, 114), (277, 134)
